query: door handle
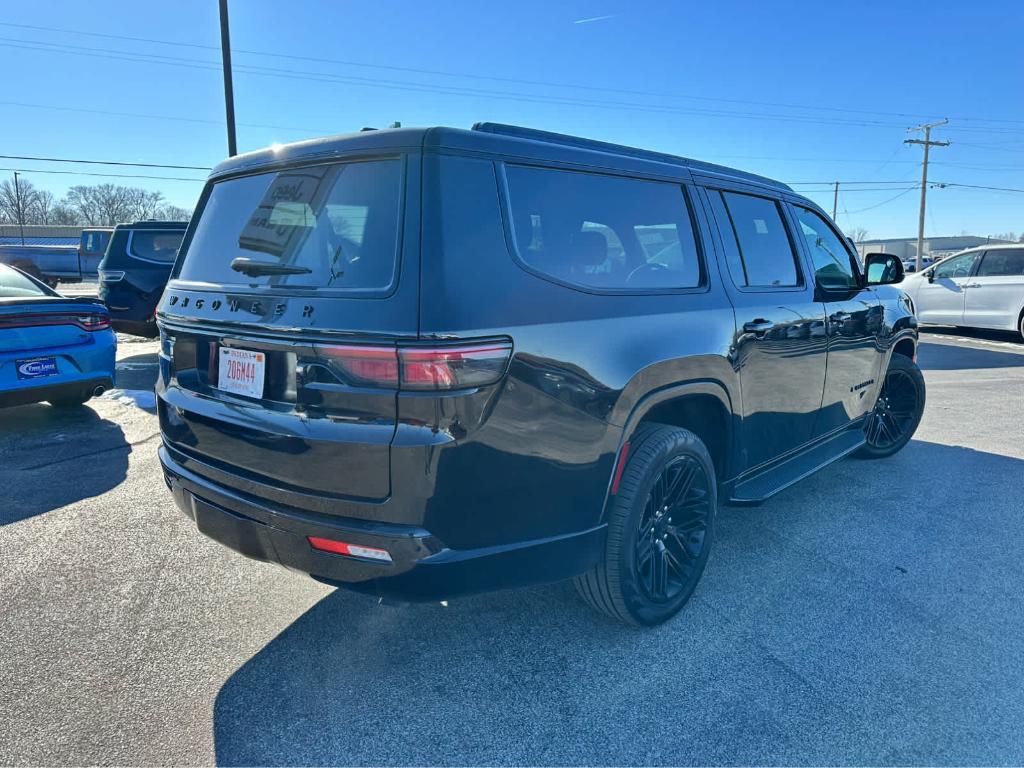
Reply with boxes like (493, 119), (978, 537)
(964, 282), (982, 288)
(743, 319), (774, 335)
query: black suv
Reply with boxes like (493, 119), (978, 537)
(156, 124), (923, 625)
(98, 220), (187, 337)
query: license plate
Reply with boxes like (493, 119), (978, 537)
(16, 357), (59, 380)
(217, 347), (265, 399)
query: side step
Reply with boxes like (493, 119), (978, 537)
(729, 426), (866, 505)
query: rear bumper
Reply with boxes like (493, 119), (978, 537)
(0, 375), (112, 407)
(159, 444), (606, 601)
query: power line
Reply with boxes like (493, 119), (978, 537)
(5, 19), (1024, 129)
(932, 181), (1024, 193)
(843, 186), (921, 214)
(0, 38), (981, 133)
(0, 154), (211, 171)
(0, 100), (328, 135)
(0, 167), (206, 182)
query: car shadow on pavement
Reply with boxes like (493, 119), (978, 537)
(115, 351), (160, 392)
(0, 404), (131, 525)
(212, 439), (1024, 766)
(917, 340), (1024, 371)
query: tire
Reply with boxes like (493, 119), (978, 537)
(575, 423), (717, 626)
(48, 390), (92, 408)
(856, 354), (926, 459)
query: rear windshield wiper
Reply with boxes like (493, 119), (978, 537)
(230, 257), (312, 277)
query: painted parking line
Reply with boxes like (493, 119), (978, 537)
(922, 333), (1023, 351)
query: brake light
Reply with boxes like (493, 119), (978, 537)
(308, 536), (392, 563)
(314, 340), (512, 391)
(0, 312), (110, 332)
(399, 343), (512, 390)
(314, 345), (399, 387)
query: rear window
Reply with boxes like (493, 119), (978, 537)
(82, 230), (111, 255)
(0, 265), (49, 298)
(128, 230), (185, 263)
(505, 165), (703, 291)
(976, 249), (1024, 277)
(176, 159), (403, 291)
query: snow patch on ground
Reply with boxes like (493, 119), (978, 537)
(99, 388), (157, 410)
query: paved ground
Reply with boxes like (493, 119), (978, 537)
(1, 327), (1023, 766)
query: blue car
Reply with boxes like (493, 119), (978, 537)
(0, 264), (116, 408)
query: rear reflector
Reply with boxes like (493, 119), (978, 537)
(315, 340), (512, 391)
(610, 441), (631, 495)
(307, 536), (393, 563)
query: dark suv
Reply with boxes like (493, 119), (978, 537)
(156, 124), (923, 625)
(98, 220), (187, 337)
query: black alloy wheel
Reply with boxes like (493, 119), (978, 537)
(634, 454), (711, 603)
(857, 354), (925, 459)
(575, 423), (717, 626)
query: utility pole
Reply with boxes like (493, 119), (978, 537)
(831, 181), (839, 221)
(905, 119), (950, 271)
(218, 0), (237, 157)
(13, 171), (25, 246)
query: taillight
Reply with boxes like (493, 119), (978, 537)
(313, 340), (512, 391)
(314, 345), (399, 387)
(0, 312), (110, 332)
(78, 314), (110, 331)
(398, 343), (512, 390)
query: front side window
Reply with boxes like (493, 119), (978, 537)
(176, 159), (403, 291)
(976, 249), (1024, 277)
(129, 230), (185, 263)
(794, 206), (860, 291)
(712, 191), (801, 288)
(505, 165), (703, 290)
(933, 252), (978, 279)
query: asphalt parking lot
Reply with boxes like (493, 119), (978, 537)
(2, 327), (1023, 766)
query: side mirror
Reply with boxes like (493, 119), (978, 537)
(865, 252), (905, 286)
(926, 269), (935, 283)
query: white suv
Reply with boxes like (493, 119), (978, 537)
(901, 244), (1024, 339)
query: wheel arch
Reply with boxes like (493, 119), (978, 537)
(600, 380), (735, 523)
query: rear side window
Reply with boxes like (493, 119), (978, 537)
(709, 190), (801, 288)
(176, 159), (402, 291)
(976, 249), (1024, 277)
(505, 165), (703, 291)
(129, 230), (185, 263)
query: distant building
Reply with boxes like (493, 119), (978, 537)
(855, 235), (1013, 261)
(0, 224), (81, 247)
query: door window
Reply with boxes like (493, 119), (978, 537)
(711, 190), (802, 288)
(933, 253), (978, 279)
(976, 249), (1024, 277)
(505, 165), (704, 290)
(793, 206), (860, 291)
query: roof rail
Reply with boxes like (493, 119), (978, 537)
(471, 122), (790, 191)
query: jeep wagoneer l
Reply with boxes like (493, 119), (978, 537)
(156, 124), (922, 625)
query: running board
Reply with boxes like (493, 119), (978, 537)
(728, 426), (866, 505)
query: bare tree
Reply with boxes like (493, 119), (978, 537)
(846, 226), (870, 243)
(63, 184), (162, 226)
(156, 204), (192, 221)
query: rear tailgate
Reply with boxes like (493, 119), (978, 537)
(157, 153), (419, 508)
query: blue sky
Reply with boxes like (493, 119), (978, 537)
(1, 0), (1021, 239)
